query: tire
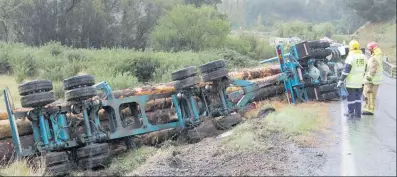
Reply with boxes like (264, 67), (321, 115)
(201, 67), (229, 82)
(171, 66), (197, 81)
(18, 80), (53, 96)
(310, 49), (331, 59)
(320, 91), (338, 101)
(307, 41), (330, 49)
(174, 76), (200, 89)
(76, 143), (109, 159)
(214, 114), (243, 130)
(77, 154), (111, 169)
(320, 41), (330, 48)
(45, 163), (70, 176)
(63, 75), (95, 90)
(21, 92), (56, 108)
(199, 59), (226, 73)
(187, 119), (219, 143)
(318, 83), (337, 93)
(65, 86), (97, 102)
(257, 107), (276, 119)
(44, 152), (69, 166)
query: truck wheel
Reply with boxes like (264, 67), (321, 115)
(174, 76), (200, 89)
(63, 75), (95, 90)
(38, 152), (71, 176)
(45, 163), (70, 176)
(320, 91), (338, 101)
(65, 86), (97, 102)
(318, 83), (337, 93)
(171, 66), (198, 81)
(214, 114), (243, 130)
(77, 154), (111, 170)
(187, 119), (220, 143)
(200, 59), (226, 73)
(201, 67), (228, 82)
(76, 143), (109, 159)
(18, 80), (53, 96)
(257, 107), (276, 119)
(310, 49), (331, 59)
(76, 143), (111, 170)
(21, 92), (56, 108)
(44, 151), (69, 166)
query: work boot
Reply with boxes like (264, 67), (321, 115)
(344, 112), (354, 118)
(362, 111), (374, 115)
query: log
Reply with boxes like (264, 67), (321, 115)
(228, 65), (281, 80)
(228, 84), (285, 103)
(112, 83), (176, 99)
(109, 66), (281, 99)
(0, 118), (32, 140)
(226, 73), (283, 93)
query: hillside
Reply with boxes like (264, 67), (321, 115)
(354, 21), (396, 64)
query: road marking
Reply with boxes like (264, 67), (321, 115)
(340, 102), (356, 176)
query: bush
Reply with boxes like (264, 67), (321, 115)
(216, 48), (258, 68)
(116, 56), (161, 83)
(150, 4), (230, 52)
(0, 59), (12, 75)
(275, 21), (335, 40)
(225, 34), (275, 60)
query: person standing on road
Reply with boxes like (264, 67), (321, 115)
(337, 40), (367, 118)
(362, 41), (383, 115)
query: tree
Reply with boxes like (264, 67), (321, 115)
(150, 4), (230, 52)
(184, 0), (221, 8)
(345, 0), (396, 22)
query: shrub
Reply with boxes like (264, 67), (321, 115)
(132, 56), (160, 83)
(150, 4), (230, 52)
(216, 48), (258, 68)
(225, 34), (275, 60)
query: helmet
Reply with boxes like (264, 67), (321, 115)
(366, 41), (379, 52)
(349, 40), (360, 50)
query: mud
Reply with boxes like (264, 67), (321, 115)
(128, 131), (327, 176)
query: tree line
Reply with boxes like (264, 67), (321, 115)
(0, 0), (394, 50)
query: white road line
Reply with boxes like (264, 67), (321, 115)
(340, 102), (356, 176)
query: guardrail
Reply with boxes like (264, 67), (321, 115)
(383, 56), (396, 78)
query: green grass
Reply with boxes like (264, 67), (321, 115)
(108, 146), (157, 175)
(0, 159), (45, 176)
(0, 75), (23, 110)
(72, 146), (158, 176)
(354, 22), (396, 64)
(221, 102), (330, 151)
(0, 41), (264, 100)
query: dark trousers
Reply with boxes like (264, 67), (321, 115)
(346, 87), (363, 115)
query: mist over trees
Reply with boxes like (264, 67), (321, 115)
(217, 0), (396, 33)
(0, 0), (395, 50)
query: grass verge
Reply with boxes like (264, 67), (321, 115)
(0, 75), (23, 110)
(0, 158), (45, 176)
(72, 146), (158, 176)
(222, 102), (331, 151)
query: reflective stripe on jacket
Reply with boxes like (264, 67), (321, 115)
(344, 50), (367, 88)
(366, 48), (383, 85)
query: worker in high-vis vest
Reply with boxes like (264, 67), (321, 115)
(337, 40), (367, 118)
(362, 41), (383, 115)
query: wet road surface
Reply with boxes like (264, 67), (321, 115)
(318, 75), (396, 176)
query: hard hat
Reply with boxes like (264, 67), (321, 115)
(349, 40), (360, 50)
(366, 41), (379, 52)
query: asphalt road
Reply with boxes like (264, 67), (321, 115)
(318, 74), (396, 176)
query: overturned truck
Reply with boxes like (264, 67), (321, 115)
(0, 40), (347, 176)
